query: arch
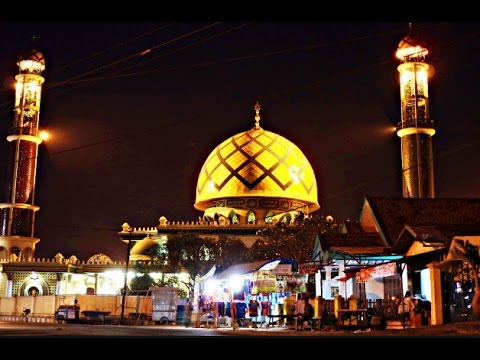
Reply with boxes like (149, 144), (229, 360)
(265, 211), (274, 224)
(87, 253), (113, 264)
(247, 210), (256, 224)
(10, 247), (20, 257)
(0, 247), (7, 260)
(281, 214), (292, 224)
(18, 274), (49, 296)
(228, 211), (239, 225)
(22, 247), (33, 260)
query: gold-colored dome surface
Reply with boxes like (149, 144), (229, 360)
(396, 35), (428, 62)
(130, 236), (157, 257)
(195, 126), (319, 211)
(17, 48), (46, 65)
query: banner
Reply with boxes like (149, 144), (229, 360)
(357, 262), (397, 282)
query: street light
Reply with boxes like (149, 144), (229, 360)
(120, 227), (133, 325)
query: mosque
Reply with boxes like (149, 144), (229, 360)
(0, 32), (478, 325)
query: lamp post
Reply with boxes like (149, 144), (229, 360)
(120, 227), (133, 325)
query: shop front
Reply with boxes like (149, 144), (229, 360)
(195, 258), (305, 328)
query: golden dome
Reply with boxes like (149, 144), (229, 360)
(396, 35), (428, 62)
(130, 235), (157, 261)
(195, 124), (319, 213)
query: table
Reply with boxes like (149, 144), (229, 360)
(337, 308), (369, 330)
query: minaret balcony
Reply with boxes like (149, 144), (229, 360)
(396, 118), (434, 131)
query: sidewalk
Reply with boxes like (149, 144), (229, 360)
(196, 320), (480, 336)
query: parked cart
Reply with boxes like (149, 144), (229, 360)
(150, 286), (178, 325)
(81, 310), (112, 325)
(54, 305), (80, 324)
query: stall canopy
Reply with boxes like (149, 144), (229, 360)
(208, 258), (296, 281)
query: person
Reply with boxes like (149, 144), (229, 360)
(412, 294), (424, 327)
(422, 295), (432, 325)
(398, 290), (415, 322)
(184, 299), (194, 328)
(296, 297), (314, 330)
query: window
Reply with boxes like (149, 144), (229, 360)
(281, 214), (291, 224)
(265, 211), (274, 223)
(247, 211), (256, 224)
(384, 275), (402, 301)
(229, 211), (239, 224)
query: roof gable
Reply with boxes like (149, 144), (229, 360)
(365, 197), (480, 246)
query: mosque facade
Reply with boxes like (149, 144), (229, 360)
(0, 31), (476, 326)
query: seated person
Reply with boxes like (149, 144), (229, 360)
(296, 298), (314, 330)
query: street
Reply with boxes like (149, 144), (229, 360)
(0, 320), (479, 337)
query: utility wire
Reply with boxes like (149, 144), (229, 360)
(3, 24), (480, 231)
(0, 22), (221, 110)
(40, 23), (253, 97)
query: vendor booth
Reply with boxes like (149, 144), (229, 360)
(195, 258), (305, 328)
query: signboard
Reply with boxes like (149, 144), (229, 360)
(357, 262), (397, 282)
(251, 271), (277, 294)
(272, 264), (292, 276)
(298, 262), (319, 274)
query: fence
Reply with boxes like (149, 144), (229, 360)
(320, 298), (402, 321)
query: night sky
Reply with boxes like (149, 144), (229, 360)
(0, 22), (479, 261)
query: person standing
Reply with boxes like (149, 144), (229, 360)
(398, 290), (415, 322)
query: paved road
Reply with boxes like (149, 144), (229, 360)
(0, 320), (479, 337)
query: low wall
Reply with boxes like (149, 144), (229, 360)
(0, 294), (153, 319)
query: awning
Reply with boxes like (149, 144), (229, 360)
(209, 259), (281, 281)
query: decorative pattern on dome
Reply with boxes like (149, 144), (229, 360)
(195, 126), (318, 210)
(18, 48), (46, 65)
(87, 253), (113, 264)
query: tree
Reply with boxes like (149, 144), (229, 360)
(165, 233), (217, 297)
(213, 235), (251, 271)
(442, 238), (480, 317)
(252, 213), (342, 264)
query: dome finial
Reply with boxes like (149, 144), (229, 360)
(254, 101), (261, 129)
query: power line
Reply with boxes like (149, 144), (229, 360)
(44, 27), (407, 86)
(50, 23), (175, 74)
(0, 22), (221, 110)
(35, 23), (252, 98)
(3, 24), (480, 233)
(44, 22), (222, 91)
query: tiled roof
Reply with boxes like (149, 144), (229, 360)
(320, 233), (386, 254)
(366, 197), (480, 246)
(392, 225), (447, 253)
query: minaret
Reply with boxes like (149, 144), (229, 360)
(395, 30), (435, 198)
(0, 49), (46, 260)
